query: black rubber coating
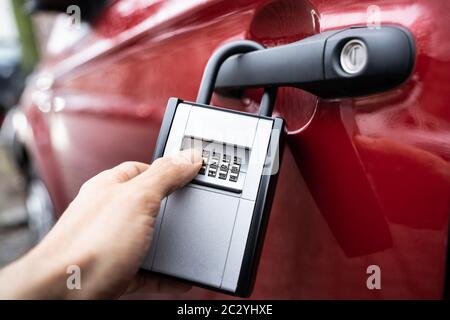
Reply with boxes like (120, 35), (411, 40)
(196, 40), (277, 117)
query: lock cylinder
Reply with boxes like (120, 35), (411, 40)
(340, 39), (368, 74)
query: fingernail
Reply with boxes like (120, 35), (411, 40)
(177, 149), (202, 164)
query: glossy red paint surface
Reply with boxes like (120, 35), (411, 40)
(18, 0), (450, 298)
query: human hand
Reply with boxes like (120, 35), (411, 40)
(0, 149), (202, 299)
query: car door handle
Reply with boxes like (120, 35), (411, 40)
(215, 26), (415, 99)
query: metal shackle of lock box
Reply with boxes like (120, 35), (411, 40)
(196, 40), (278, 118)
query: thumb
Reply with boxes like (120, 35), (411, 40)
(131, 149), (202, 199)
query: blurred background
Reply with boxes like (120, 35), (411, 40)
(0, 0), (54, 268)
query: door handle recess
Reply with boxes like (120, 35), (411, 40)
(215, 26), (415, 99)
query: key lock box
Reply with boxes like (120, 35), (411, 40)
(142, 26), (415, 297)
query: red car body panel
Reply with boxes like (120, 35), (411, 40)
(18, 0), (450, 299)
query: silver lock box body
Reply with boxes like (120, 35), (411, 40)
(141, 98), (284, 297)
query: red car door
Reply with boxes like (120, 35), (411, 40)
(20, 0), (450, 299)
